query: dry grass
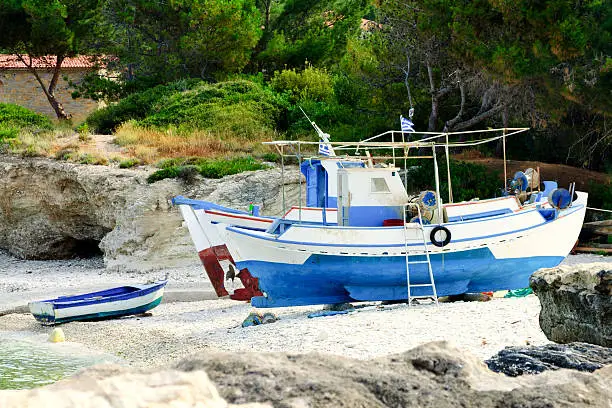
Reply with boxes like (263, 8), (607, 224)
(8, 130), (55, 157)
(113, 122), (273, 164)
(5, 121), (276, 168)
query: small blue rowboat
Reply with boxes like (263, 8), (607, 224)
(28, 281), (167, 325)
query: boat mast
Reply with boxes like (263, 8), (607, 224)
(298, 142), (302, 223)
(432, 144), (443, 223)
(445, 133), (453, 203)
(502, 128), (507, 193)
(280, 144), (286, 216)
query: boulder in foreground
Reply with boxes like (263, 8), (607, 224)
(1, 342), (610, 407)
(530, 262), (611, 347)
(486, 342), (612, 376)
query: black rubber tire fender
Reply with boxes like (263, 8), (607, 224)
(430, 226), (451, 247)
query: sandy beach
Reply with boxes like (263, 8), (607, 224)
(1, 251), (609, 369)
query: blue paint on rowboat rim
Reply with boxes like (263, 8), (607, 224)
(31, 297), (164, 325)
(31, 281), (167, 310)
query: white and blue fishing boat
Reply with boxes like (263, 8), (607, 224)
(175, 125), (587, 308)
(29, 281), (167, 325)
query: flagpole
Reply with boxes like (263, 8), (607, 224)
(392, 130), (396, 168)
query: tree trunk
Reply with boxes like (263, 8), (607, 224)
(426, 61), (438, 132)
(46, 55), (70, 120)
(45, 93), (69, 120)
(264, 1), (271, 29)
(17, 53), (70, 120)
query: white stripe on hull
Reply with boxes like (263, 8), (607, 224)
(225, 195), (587, 265)
(53, 288), (165, 320)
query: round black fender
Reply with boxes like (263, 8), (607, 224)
(430, 226), (451, 247)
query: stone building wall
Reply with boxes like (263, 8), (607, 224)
(0, 69), (99, 122)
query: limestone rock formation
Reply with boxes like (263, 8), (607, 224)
(175, 342), (611, 408)
(0, 364), (268, 408)
(1, 342), (610, 408)
(530, 263), (611, 347)
(486, 342), (612, 376)
(0, 155), (302, 272)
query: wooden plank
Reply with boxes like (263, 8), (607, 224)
(573, 247), (612, 254)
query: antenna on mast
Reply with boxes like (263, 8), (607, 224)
(299, 106), (335, 156)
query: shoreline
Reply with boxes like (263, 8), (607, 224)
(1, 296), (549, 368)
(0, 252), (609, 370)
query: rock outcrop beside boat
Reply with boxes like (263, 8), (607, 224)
(0, 155), (301, 272)
(485, 342), (612, 376)
(530, 263), (611, 347)
(2, 342), (610, 408)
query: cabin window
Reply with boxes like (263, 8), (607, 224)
(371, 177), (390, 193)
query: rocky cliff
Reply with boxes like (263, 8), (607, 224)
(0, 155), (301, 272)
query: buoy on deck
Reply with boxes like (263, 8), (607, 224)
(48, 327), (65, 343)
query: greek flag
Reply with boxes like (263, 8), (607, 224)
(318, 141), (332, 156)
(400, 115), (415, 133)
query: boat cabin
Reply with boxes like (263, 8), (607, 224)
(337, 167), (408, 226)
(300, 158), (364, 208)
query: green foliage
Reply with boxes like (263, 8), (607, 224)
(405, 160), (502, 203)
(256, 0), (368, 70)
(100, 0), (262, 86)
(147, 156), (268, 183)
(0, 103), (53, 146)
(587, 181), (612, 220)
(88, 78), (289, 138)
(77, 153), (107, 165)
(285, 99), (394, 142)
(86, 80), (202, 134)
(0, 0), (101, 56)
(70, 71), (127, 102)
(0, 125), (19, 143)
(54, 148), (77, 161)
(260, 152), (281, 162)
(139, 80), (289, 138)
(180, 0), (263, 78)
(0, 103), (53, 130)
(0, 0), (106, 118)
(119, 158), (141, 169)
(271, 67), (334, 102)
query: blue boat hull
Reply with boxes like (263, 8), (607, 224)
(29, 281), (167, 325)
(236, 248), (564, 308)
(33, 297), (164, 325)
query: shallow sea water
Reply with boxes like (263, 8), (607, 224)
(0, 334), (120, 390)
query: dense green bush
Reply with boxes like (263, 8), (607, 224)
(0, 124), (19, 141)
(119, 158), (141, 168)
(147, 156), (269, 183)
(88, 79), (289, 139)
(0, 103), (53, 134)
(271, 67), (334, 103)
(138, 80), (289, 138)
(86, 79), (202, 134)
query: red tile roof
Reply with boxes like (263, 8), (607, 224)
(0, 55), (97, 70)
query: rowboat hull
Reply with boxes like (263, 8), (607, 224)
(29, 281), (166, 325)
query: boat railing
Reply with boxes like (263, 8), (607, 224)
(264, 127), (530, 219)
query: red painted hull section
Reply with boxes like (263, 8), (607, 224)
(197, 245), (262, 301)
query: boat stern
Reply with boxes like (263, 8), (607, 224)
(28, 301), (56, 325)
